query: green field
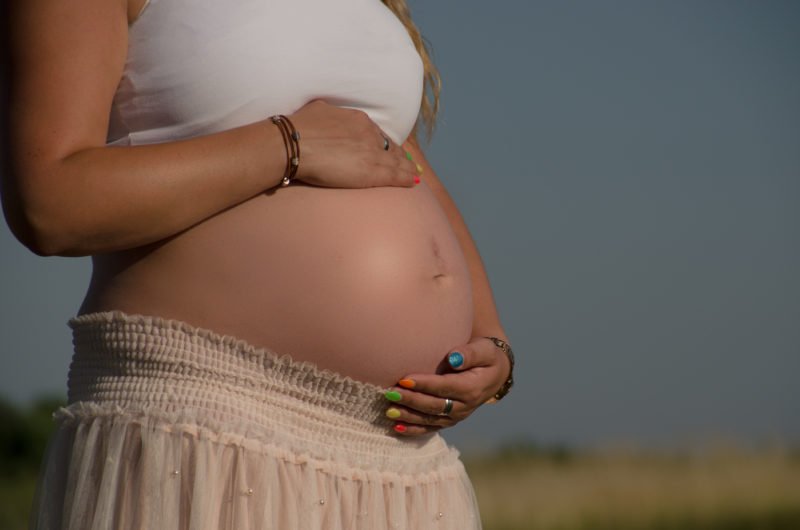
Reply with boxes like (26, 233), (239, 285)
(464, 441), (800, 530)
(3, 396), (799, 530)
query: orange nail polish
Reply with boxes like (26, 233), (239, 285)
(393, 423), (407, 433)
(398, 378), (416, 389)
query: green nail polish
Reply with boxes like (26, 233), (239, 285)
(405, 151), (413, 161)
(386, 408), (402, 419)
(385, 390), (402, 402)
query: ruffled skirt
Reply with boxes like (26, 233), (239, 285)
(29, 311), (481, 529)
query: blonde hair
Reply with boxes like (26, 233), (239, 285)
(381, 0), (442, 143)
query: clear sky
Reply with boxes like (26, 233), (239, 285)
(1, 0), (798, 451)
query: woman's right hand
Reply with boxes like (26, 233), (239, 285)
(286, 99), (420, 189)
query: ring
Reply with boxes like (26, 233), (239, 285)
(439, 398), (453, 416)
(381, 135), (390, 151)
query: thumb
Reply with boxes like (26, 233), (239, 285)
(446, 349), (467, 370)
(445, 337), (499, 371)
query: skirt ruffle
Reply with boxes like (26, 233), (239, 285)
(29, 311), (482, 530)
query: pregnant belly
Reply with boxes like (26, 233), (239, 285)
(83, 181), (474, 387)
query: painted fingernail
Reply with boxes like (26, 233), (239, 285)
(405, 151), (413, 161)
(416, 163), (424, 174)
(398, 378), (416, 389)
(413, 175), (421, 185)
(386, 408), (402, 419)
(448, 352), (464, 369)
(393, 423), (407, 433)
(384, 390), (402, 402)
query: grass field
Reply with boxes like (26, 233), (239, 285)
(464, 440), (800, 530)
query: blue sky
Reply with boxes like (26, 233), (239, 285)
(1, 0), (798, 451)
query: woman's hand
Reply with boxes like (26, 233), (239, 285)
(5, 0), (416, 257)
(287, 99), (421, 189)
(383, 336), (512, 436)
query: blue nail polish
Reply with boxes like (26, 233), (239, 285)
(448, 352), (464, 369)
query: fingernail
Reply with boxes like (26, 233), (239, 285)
(448, 352), (464, 369)
(393, 423), (407, 433)
(384, 390), (402, 402)
(413, 175), (421, 185)
(386, 408), (402, 419)
(405, 151), (413, 161)
(416, 163), (424, 174)
(398, 378), (416, 389)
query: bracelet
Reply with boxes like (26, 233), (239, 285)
(270, 115), (301, 186)
(482, 336), (514, 403)
(270, 116), (291, 185)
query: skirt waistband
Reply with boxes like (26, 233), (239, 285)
(64, 311), (456, 473)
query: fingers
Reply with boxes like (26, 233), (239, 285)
(288, 101), (421, 189)
(340, 108), (419, 187)
(351, 109), (418, 188)
(385, 338), (512, 436)
(383, 383), (479, 437)
(385, 388), (466, 420)
(387, 404), (456, 430)
(384, 389), (462, 437)
(442, 337), (499, 372)
(392, 422), (442, 436)
(396, 371), (487, 408)
(380, 131), (420, 187)
(379, 133), (391, 152)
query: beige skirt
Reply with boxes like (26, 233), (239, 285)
(30, 311), (482, 530)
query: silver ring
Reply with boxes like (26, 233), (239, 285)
(439, 398), (453, 416)
(381, 135), (390, 151)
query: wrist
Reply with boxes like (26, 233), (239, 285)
(257, 119), (293, 190)
(268, 115), (300, 187)
(481, 336), (514, 402)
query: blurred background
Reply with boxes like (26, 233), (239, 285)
(2, 1), (798, 528)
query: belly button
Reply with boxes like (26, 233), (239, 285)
(432, 272), (457, 288)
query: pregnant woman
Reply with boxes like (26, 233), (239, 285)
(4, 0), (514, 528)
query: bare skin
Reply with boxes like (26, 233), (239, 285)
(2, 0), (511, 436)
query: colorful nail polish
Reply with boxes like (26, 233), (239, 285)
(393, 423), (407, 433)
(416, 163), (424, 174)
(398, 378), (416, 389)
(448, 352), (464, 369)
(405, 151), (413, 161)
(384, 390), (402, 402)
(413, 175), (421, 185)
(385, 408), (402, 419)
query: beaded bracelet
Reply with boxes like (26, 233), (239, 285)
(270, 115), (301, 186)
(482, 336), (515, 403)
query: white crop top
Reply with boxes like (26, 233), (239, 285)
(107, 0), (424, 146)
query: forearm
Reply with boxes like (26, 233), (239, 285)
(4, 0), (290, 258)
(7, 120), (286, 257)
(405, 138), (509, 343)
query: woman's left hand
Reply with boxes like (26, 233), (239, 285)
(383, 336), (511, 436)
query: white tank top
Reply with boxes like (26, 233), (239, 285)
(108, 0), (424, 146)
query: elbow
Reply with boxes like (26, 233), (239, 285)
(26, 231), (75, 258)
(27, 208), (95, 257)
(2, 190), (87, 257)
(2, 162), (73, 255)
(3, 151), (101, 256)
(5, 207), (76, 257)
(13, 227), (57, 257)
